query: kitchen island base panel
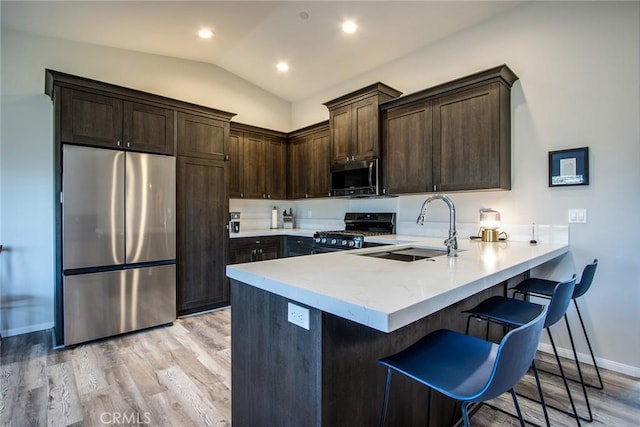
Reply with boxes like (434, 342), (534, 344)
(231, 278), (512, 426)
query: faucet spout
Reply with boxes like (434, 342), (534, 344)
(416, 194), (458, 257)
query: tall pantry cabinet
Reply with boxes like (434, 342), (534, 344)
(176, 111), (236, 316)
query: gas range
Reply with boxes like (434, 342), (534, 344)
(312, 213), (395, 252)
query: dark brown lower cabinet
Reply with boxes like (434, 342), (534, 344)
(177, 156), (229, 316)
(228, 236), (281, 264)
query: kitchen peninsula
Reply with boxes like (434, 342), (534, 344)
(226, 237), (569, 426)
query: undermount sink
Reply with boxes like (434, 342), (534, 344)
(358, 247), (449, 262)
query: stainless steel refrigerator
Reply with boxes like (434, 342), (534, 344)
(61, 145), (176, 345)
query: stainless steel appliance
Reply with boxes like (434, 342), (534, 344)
(330, 158), (380, 197)
(61, 145), (176, 345)
(312, 212), (395, 253)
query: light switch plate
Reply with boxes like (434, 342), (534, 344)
(568, 209), (587, 223)
(287, 302), (309, 330)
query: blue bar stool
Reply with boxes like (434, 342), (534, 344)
(463, 277), (580, 426)
(513, 260), (602, 389)
(378, 306), (548, 427)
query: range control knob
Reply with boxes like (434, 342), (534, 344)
(321, 238), (327, 244)
(330, 239), (337, 245)
(341, 240), (348, 246)
(314, 237), (321, 243)
(348, 241), (355, 247)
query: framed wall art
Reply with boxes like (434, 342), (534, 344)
(549, 147), (589, 187)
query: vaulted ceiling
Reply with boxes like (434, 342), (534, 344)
(1, 1), (524, 102)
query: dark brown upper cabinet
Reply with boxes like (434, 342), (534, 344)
(177, 112), (230, 161)
(287, 122), (331, 199)
(382, 101), (434, 195)
(229, 123), (287, 200)
(381, 65), (518, 194)
(46, 69), (235, 157)
(58, 87), (174, 155)
(324, 83), (402, 165)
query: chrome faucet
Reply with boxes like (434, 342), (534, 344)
(416, 194), (458, 257)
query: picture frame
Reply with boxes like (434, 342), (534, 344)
(548, 147), (589, 187)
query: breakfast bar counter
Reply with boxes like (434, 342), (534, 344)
(226, 238), (569, 426)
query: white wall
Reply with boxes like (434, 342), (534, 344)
(0, 29), (291, 336)
(291, 1), (640, 375)
(2, 1), (639, 375)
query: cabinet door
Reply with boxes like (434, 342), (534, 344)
(60, 88), (123, 148)
(177, 156), (229, 315)
(177, 112), (228, 160)
(352, 95), (380, 160)
(288, 137), (309, 199)
(383, 102), (433, 194)
(308, 130), (331, 198)
(265, 137), (287, 200)
(433, 83), (502, 191)
(242, 133), (267, 199)
(228, 130), (244, 198)
(229, 238), (257, 264)
(330, 104), (353, 163)
(284, 236), (313, 257)
(124, 102), (175, 155)
(257, 236), (281, 261)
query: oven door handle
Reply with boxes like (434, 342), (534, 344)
(368, 161), (374, 189)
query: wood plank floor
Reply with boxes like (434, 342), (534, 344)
(1, 308), (638, 426)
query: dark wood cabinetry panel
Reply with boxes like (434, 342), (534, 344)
(328, 104), (352, 163)
(229, 236), (282, 264)
(381, 65), (518, 194)
(325, 83), (402, 165)
(124, 102), (174, 155)
(228, 130), (243, 198)
(242, 133), (267, 199)
(60, 88), (123, 148)
(433, 82), (508, 191)
(287, 122), (330, 199)
(283, 236), (314, 257)
(177, 156), (229, 315)
(308, 130), (331, 198)
(266, 138), (287, 200)
(288, 136), (309, 199)
(229, 123), (287, 199)
(59, 89), (175, 154)
(177, 112), (229, 160)
(383, 102), (433, 194)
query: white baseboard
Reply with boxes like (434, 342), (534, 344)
(537, 342), (640, 379)
(1, 321), (54, 338)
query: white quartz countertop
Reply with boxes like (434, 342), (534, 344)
(226, 236), (569, 333)
(229, 228), (317, 238)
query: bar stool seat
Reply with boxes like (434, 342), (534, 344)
(464, 277), (582, 426)
(378, 306), (548, 427)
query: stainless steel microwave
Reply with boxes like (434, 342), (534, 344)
(330, 158), (380, 197)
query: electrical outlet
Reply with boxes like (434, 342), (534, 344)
(287, 303), (309, 330)
(568, 209), (587, 223)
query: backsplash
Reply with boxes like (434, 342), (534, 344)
(229, 197), (569, 244)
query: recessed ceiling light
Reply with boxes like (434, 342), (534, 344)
(342, 20), (357, 34)
(198, 28), (213, 39)
(276, 62), (289, 73)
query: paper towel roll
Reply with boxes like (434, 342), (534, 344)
(271, 206), (278, 229)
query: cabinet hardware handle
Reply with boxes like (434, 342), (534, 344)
(241, 192), (244, 198)
(225, 155), (229, 161)
(433, 185), (437, 191)
(127, 141), (131, 148)
(116, 140), (121, 147)
(262, 194), (266, 199)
